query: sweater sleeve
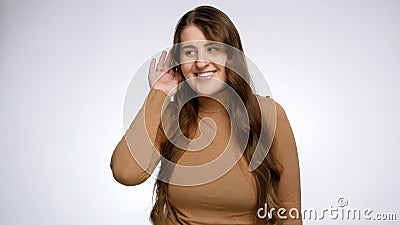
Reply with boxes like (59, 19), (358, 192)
(271, 102), (303, 224)
(110, 88), (169, 186)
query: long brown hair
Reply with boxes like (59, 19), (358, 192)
(150, 5), (283, 225)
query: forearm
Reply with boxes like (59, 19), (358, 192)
(111, 136), (153, 186)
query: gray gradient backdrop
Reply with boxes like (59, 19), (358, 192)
(1, 0), (399, 224)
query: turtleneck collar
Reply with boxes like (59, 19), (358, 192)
(197, 87), (230, 114)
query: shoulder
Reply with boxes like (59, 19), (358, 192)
(255, 94), (287, 120)
(255, 95), (294, 142)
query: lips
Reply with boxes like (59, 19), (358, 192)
(194, 70), (216, 79)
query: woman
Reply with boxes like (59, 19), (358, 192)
(111, 5), (302, 225)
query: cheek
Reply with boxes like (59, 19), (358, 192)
(216, 65), (228, 81)
(180, 63), (193, 79)
(211, 53), (228, 68)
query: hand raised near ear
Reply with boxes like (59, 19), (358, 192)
(148, 50), (182, 96)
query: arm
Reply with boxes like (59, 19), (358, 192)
(271, 102), (302, 224)
(110, 88), (169, 186)
(111, 50), (181, 186)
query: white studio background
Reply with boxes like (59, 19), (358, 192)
(1, 0), (399, 225)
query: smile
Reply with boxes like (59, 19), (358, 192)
(194, 70), (216, 79)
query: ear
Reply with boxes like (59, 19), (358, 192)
(175, 66), (185, 82)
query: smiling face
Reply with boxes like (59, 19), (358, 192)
(179, 25), (228, 96)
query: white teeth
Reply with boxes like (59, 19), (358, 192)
(197, 71), (214, 77)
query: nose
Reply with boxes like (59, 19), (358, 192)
(195, 59), (210, 68)
(195, 51), (210, 68)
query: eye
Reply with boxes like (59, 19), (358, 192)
(207, 46), (219, 52)
(184, 50), (197, 56)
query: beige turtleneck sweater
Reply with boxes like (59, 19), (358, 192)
(111, 88), (302, 225)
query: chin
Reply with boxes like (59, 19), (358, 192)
(186, 77), (226, 96)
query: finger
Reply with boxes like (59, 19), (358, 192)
(149, 58), (156, 73)
(156, 51), (167, 71)
(163, 49), (173, 71)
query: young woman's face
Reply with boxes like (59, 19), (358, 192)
(179, 25), (228, 96)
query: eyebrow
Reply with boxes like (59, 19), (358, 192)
(181, 42), (219, 50)
(204, 42), (219, 47)
(181, 44), (196, 50)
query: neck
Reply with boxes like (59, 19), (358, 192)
(197, 88), (229, 113)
